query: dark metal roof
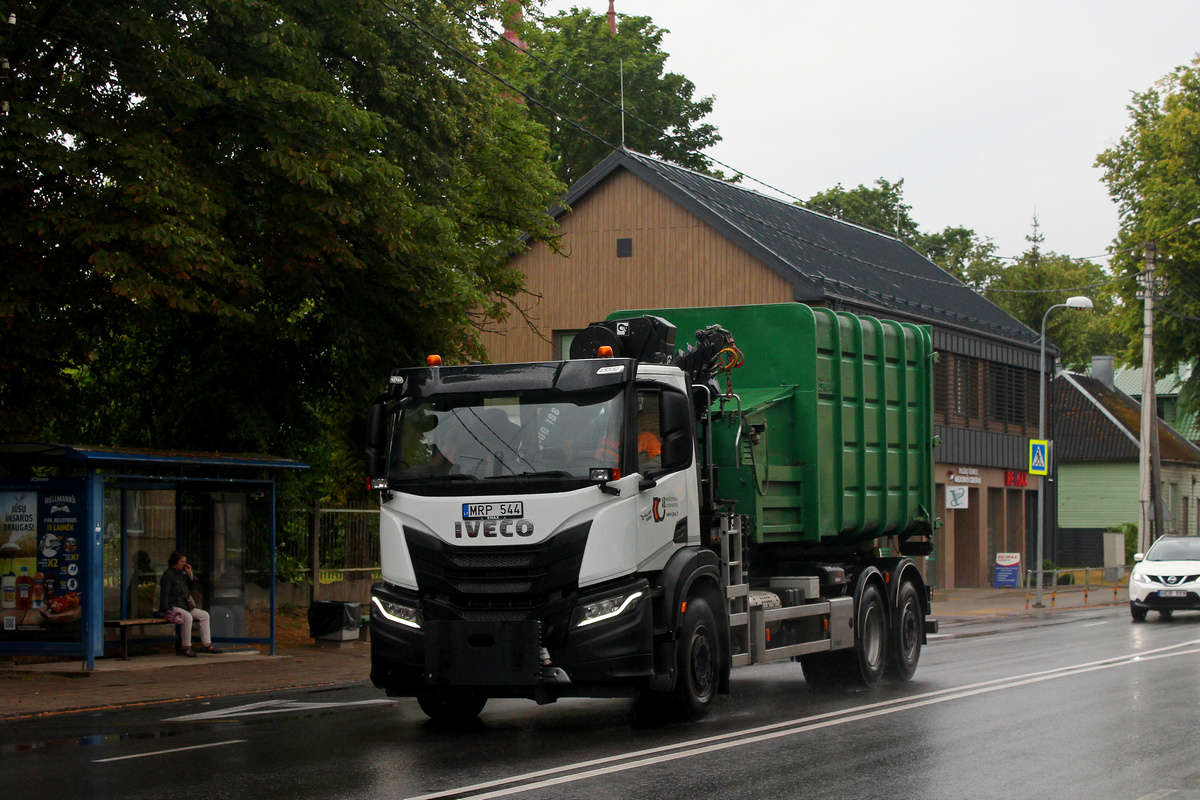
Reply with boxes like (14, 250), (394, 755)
(565, 149), (1040, 348)
(1053, 374), (1200, 464)
(0, 442), (309, 471)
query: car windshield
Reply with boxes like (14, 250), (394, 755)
(1146, 537), (1200, 561)
(388, 388), (623, 482)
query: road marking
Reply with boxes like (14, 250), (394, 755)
(1082, 621), (1109, 627)
(403, 639), (1200, 800)
(165, 698), (395, 721)
(1134, 791), (1177, 800)
(93, 739), (247, 763)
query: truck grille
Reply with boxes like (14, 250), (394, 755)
(404, 523), (590, 621)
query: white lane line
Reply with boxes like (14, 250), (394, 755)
(1082, 621), (1110, 627)
(165, 698), (395, 722)
(404, 639), (1200, 800)
(1134, 791), (1177, 800)
(92, 739), (247, 763)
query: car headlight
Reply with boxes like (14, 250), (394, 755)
(1132, 572), (1154, 584)
(371, 595), (422, 629)
(576, 591), (644, 628)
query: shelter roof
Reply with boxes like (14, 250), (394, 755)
(563, 149), (1040, 349)
(0, 442), (308, 472)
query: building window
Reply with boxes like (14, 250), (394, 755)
(553, 330), (580, 361)
(935, 355), (1036, 432)
(616, 238), (633, 258)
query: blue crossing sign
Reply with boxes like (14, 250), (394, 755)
(1029, 439), (1048, 476)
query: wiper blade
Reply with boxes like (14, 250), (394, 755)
(510, 470), (574, 479)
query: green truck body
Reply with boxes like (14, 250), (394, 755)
(612, 303), (936, 553)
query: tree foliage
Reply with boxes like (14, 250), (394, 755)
(515, 7), (721, 184)
(0, 0), (563, 499)
(969, 221), (1122, 369)
(1097, 52), (1200, 390)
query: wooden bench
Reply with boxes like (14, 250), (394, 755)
(105, 617), (176, 660)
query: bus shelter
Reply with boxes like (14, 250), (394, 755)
(0, 443), (307, 668)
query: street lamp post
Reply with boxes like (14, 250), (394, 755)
(1035, 295), (1093, 608)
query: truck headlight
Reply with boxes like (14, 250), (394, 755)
(576, 591), (644, 628)
(371, 596), (422, 629)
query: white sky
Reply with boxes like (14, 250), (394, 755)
(536, 0), (1200, 264)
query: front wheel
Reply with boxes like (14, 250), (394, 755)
(1130, 602), (1147, 622)
(885, 581), (923, 681)
(417, 691), (487, 724)
(672, 597), (720, 720)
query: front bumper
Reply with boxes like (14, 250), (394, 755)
(369, 579), (655, 700)
(1129, 585), (1200, 611)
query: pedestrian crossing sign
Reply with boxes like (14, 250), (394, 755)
(1029, 439), (1048, 476)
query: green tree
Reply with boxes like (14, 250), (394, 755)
(973, 220), (1122, 369)
(515, 7), (721, 184)
(0, 0), (563, 499)
(1096, 52), (1200, 392)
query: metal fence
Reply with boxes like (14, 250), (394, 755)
(277, 504), (381, 583)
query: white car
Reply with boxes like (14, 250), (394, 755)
(1129, 535), (1200, 621)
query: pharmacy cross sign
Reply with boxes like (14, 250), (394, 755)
(1029, 440), (1048, 476)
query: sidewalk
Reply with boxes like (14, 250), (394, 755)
(0, 585), (1128, 721)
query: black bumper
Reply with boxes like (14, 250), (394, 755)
(370, 580), (656, 700)
(1131, 590), (1200, 612)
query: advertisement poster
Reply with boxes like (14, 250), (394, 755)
(0, 489), (84, 641)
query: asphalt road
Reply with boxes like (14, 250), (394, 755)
(4, 606), (1199, 800)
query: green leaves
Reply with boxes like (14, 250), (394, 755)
(512, 7), (722, 184)
(1097, 52), (1200, 389)
(1, 0), (563, 500)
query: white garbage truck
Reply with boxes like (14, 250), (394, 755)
(364, 303), (939, 721)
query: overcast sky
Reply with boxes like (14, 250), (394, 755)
(536, 1), (1200, 265)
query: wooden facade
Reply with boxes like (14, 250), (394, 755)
(482, 170), (792, 364)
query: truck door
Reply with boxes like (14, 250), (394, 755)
(634, 384), (700, 570)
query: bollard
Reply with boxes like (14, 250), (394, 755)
(1084, 568), (1090, 604)
(1050, 570), (1058, 606)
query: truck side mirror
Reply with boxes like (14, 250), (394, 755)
(365, 402), (389, 480)
(657, 389), (693, 473)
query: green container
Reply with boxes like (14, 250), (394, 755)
(612, 303), (936, 549)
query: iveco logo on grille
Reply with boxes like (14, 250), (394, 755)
(454, 519), (534, 538)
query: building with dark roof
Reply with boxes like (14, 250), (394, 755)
(484, 149), (1053, 588)
(1055, 362), (1200, 565)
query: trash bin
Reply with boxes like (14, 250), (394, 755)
(307, 600), (362, 641)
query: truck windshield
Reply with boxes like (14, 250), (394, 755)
(388, 388), (624, 482)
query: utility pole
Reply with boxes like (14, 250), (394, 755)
(1138, 242), (1160, 554)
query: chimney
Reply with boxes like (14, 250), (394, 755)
(1092, 355), (1115, 390)
(608, 0), (617, 34)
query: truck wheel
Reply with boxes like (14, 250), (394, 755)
(853, 583), (887, 686)
(417, 691), (487, 724)
(885, 580), (922, 681)
(674, 597), (719, 720)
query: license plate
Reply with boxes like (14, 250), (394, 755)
(462, 501), (523, 520)
(1160, 589), (1187, 598)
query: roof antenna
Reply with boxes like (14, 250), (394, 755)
(620, 59), (626, 148)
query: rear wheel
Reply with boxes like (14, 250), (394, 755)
(885, 580), (923, 681)
(417, 691), (487, 723)
(1159, 609), (1174, 620)
(853, 583), (887, 686)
